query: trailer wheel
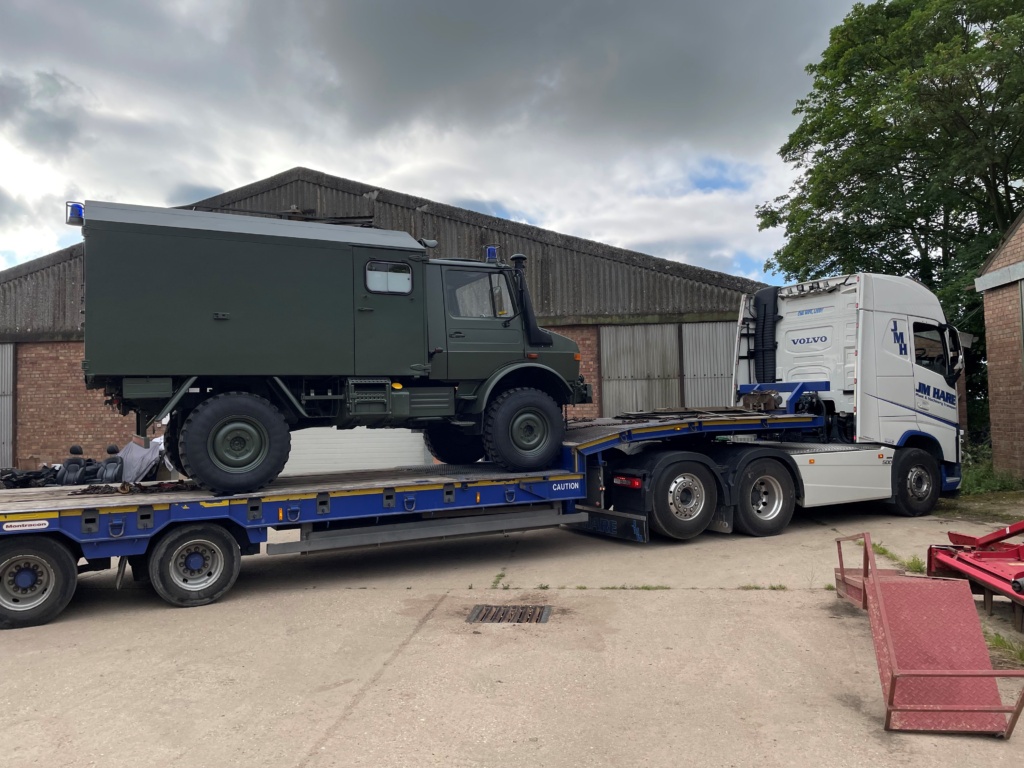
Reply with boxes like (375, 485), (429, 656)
(734, 459), (795, 537)
(179, 392), (290, 494)
(0, 536), (78, 629)
(891, 448), (939, 517)
(483, 388), (564, 471)
(148, 524), (241, 608)
(649, 462), (718, 540)
(423, 422), (486, 465)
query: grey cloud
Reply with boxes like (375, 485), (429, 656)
(0, 70), (85, 156)
(0, 187), (28, 226)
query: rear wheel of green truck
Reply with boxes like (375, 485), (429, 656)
(179, 392), (290, 494)
(148, 524), (241, 608)
(423, 423), (486, 465)
(0, 536), (78, 629)
(162, 418), (186, 476)
(483, 387), (564, 471)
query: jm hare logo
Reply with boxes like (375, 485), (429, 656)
(916, 382), (956, 407)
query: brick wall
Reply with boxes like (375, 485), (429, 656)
(551, 325), (601, 419)
(982, 222), (1024, 476)
(14, 341), (144, 468)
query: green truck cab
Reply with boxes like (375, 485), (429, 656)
(73, 201), (591, 494)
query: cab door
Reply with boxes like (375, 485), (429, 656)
(352, 248), (427, 376)
(909, 319), (960, 455)
(441, 266), (523, 380)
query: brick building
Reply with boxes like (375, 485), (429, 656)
(975, 211), (1024, 476)
(0, 167), (761, 470)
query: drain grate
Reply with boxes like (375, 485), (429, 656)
(467, 604), (551, 624)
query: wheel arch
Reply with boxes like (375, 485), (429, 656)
(896, 431), (943, 464)
(465, 364), (573, 415)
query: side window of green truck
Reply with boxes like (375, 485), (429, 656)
(365, 261), (412, 294)
(446, 271), (515, 318)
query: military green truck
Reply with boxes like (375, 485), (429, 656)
(71, 201), (591, 495)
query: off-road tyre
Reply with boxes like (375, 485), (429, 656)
(649, 461), (718, 540)
(890, 448), (939, 517)
(423, 422), (486, 465)
(734, 459), (796, 537)
(483, 388), (564, 471)
(0, 536), (78, 629)
(179, 392), (290, 495)
(162, 418), (186, 476)
(147, 524), (241, 608)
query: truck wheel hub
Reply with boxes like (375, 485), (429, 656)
(0, 556), (53, 610)
(749, 476), (784, 520)
(171, 542), (223, 591)
(667, 474), (705, 520)
(208, 417), (269, 472)
(510, 410), (547, 452)
(906, 466), (931, 500)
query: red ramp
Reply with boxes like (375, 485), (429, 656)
(835, 533), (1024, 738)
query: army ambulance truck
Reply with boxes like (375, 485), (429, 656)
(71, 201), (591, 495)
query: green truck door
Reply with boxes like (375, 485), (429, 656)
(442, 266), (524, 380)
(353, 249), (428, 376)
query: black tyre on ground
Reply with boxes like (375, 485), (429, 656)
(734, 458), (796, 537)
(890, 447), (940, 517)
(649, 461), (718, 540)
(423, 422), (486, 465)
(482, 388), (564, 471)
(147, 524), (242, 607)
(178, 392), (290, 494)
(0, 536), (78, 629)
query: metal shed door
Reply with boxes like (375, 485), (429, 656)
(0, 344), (12, 467)
(680, 322), (735, 408)
(600, 325), (682, 416)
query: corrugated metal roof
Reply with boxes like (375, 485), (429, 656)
(0, 167), (765, 337)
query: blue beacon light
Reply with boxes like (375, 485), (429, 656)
(66, 202), (85, 226)
(485, 245), (498, 263)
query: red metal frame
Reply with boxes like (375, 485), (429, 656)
(835, 533), (1024, 738)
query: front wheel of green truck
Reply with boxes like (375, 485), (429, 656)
(0, 536), (78, 629)
(483, 387), (564, 471)
(423, 422), (486, 465)
(179, 392), (291, 494)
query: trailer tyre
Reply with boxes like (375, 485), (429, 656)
(0, 536), (78, 629)
(423, 422), (486, 465)
(148, 524), (241, 608)
(179, 392), (290, 494)
(483, 388), (564, 471)
(650, 462), (718, 540)
(734, 459), (796, 537)
(891, 448), (939, 517)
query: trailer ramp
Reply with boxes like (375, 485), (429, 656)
(835, 533), (1024, 738)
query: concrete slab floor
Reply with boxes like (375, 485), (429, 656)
(2, 506), (1023, 767)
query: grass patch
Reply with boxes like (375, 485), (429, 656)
(600, 584), (670, 590)
(575, 585), (587, 590)
(824, 583), (836, 591)
(739, 584), (764, 591)
(871, 541), (926, 574)
(985, 631), (1024, 668)
(490, 571), (506, 589)
(961, 442), (1024, 495)
(768, 584), (788, 591)
(537, 584), (549, 590)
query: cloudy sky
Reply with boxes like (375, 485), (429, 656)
(0, 0), (854, 282)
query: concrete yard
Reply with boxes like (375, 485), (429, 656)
(3, 505), (1023, 767)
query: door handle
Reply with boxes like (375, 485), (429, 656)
(358, 307), (374, 312)
(449, 331), (465, 339)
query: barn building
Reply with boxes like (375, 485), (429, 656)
(0, 167), (762, 471)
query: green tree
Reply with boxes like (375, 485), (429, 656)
(757, 0), (1024, 429)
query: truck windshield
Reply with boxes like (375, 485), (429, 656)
(445, 271), (515, 319)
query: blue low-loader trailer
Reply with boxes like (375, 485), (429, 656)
(0, 393), (958, 630)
